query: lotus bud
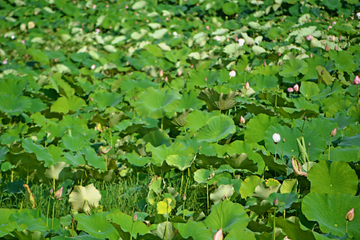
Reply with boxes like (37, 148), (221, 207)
(308, 142), (311, 147)
(345, 208), (355, 221)
(229, 70), (236, 78)
(235, 36), (238, 41)
(204, 77), (207, 82)
(245, 82), (250, 90)
(306, 35), (313, 41)
(287, 87), (294, 93)
(273, 198), (278, 206)
(213, 228), (223, 240)
(206, 25), (210, 30)
(182, 194), (186, 201)
(293, 84), (299, 92)
(335, 46), (338, 51)
(283, 138), (285, 143)
(240, 116), (245, 125)
(54, 187), (63, 200)
(159, 69), (163, 77)
(50, 188), (54, 195)
(272, 133), (281, 144)
(310, 53), (313, 58)
(331, 35), (335, 42)
(178, 70), (182, 76)
(339, 35), (342, 41)
(353, 75), (360, 85)
(91, 64), (96, 70)
(263, 61), (267, 67)
(326, 45), (329, 51)
(278, 52), (281, 56)
(133, 213), (138, 222)
(165, 76), (168, 82)
(331, 128), (337, 137)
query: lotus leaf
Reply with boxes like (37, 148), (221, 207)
(195, 115), (236, 143)
(302, 192), (360, 238)
(203, 200), (249, 233)
(69, 184), (101, 213)
(175, 221), (212, 240)
(210, 184), (234, 204)
(279, 59), (308, 77)
(240, 175), (262, 199)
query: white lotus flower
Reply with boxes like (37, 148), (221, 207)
(214, 36), (221, 41)
(272, 133), (281, 144)
(238, 38), (245, 46)
(229, 70), (236, 78)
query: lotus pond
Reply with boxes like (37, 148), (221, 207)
(1, 0), (360, 239)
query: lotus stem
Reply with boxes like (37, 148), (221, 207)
(328, 136), (332, 161)
(207, 183), (209, 215)
(273, 213), (276, 240)
(180, 171), (184, 197)
(52, 200), (56, 230)
(221, 199), (223, 229)
(346, 221), (348, 234)
(46, 194), (51, 227)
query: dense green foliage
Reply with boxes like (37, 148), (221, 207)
(1, 0), (360, 239)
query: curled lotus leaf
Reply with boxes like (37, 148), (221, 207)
(69, 184), (101, 213)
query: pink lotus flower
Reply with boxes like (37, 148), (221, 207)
(287, 87), (294, 93)
(357, 12), (360, 19)
(353, 75), (360, 85)
(206, 25), (209, 30)
(213, 228), (223, 240)
(293, 84), (299, 92)
(345, 208), (355, 221)
(306, 35), (313, 41)
(245, 82), (250, 90)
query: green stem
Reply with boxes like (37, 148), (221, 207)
(46, 194), (51, 227)
(52, 200), (56, 230)
(220, 200), (223, 229)
(273, 213), (276, 240)
(180, 172), (184, 197)
(206, 183), (209, 215)
(130, 221), (134, 240)
(281, 142), (284, 163)
(346, 220), (348, 234)
(328, 137), (332, 161)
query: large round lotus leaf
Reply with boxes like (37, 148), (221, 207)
(121, 152), (150, 167)
(210, 184), (234, 204)
(195, 115), (236, 143)
(132, 0), (147, 10)
(222, 2), (238, 15)
(302, 192), (360, 238)
(279, 59), (308, 77)
(240, 175), (262, 199)
(176, 90), (204, 111)
(22, 138), (54, 167)
(51, 96), (86, 114)
(89, 91), (122, 111)
(69, 184), (101, 213)
(135, 87), (181, 119)
(143, 130), (171, 147)
(166, 154), (194, 171)
(203, 200), (249, 233)
(75, 212), (120, 240)
(308, 161), (358, 196)
(175, 221), (212, 240)
(321, 0), (341, 10)
(264, 124), (326, 162)
(186, 110), (221, 132)
(328, 51), (356, 74)
(244, 114), (279, 143)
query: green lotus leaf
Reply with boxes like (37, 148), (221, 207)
(171, 109), (192, 127)
(195, 115), (236, 143)
(89, 91), (122, 111)
(267, 192), (299, 210)
(203, 200), (249, 233)
(120, 79), (158, 92)
(80, 147), (107, 171)
(222, 2), (238, 15)
(321, 0), (341, 10)
(187, 70), (219, 89)
(279, 59), (308, 77)
(166, 154), (194, 171)
(143, 130), (171, 147)
(0, 122), (28, 145)
(103, 45), (117, 53)
(75, 212), (119, 240)
(150, 29), (168, 40)
(61, 134), (87, 152)
(175, 221), (212, 240)
(198, 88), (239, 111)
(51, 96), (86, 114)
(146, 141), (194, 166)
(28, 48), (49, 64)
(318, 146), (360, 162)
(244, 114), (279, 143)
(252, 181), (280, 201)
(194, 168), (213, 184)
(69, 184), (101, 213)
(315, 66), (334, 85)
(121, 152), (150, 167)
(339, 134), (360, 147)
(135, 87), (181, 119)
(328, 51), (356, 74)
(44, 162), (68, 180)
(107, 209), (150, 239)
(70, 52), (89, 63)
(280, 179), (298, 194)
(225, 228), (256, 240)
(210, 184), (234, 204)
(302, 192), (360, 238)
(0, 94), (32, 116)
(264, 124), (326, 162)
(186, 110), (221, 132)
(152, 222), (175, 240)
(240, 175), (262, 199)
(22, 138), (54, 167)
(63, 152), (86, 166)
(132, 0), (147, 10)
(252, 46), (267, 54)
(308, 161), (358, 196)
(270, 217), (315, 240)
